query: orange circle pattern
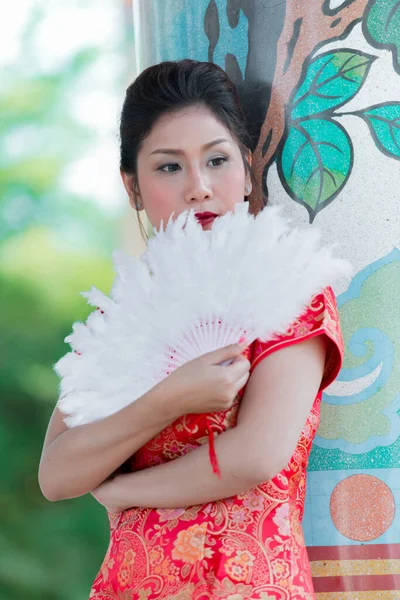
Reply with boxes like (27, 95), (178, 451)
(330, 474), (396, 542)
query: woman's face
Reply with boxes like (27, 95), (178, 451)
(121, 105), (251, 231)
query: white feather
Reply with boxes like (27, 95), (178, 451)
(55, 203), (351, 427)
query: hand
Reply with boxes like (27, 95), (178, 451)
(164, 342), (251, 416)
(91, 476), (124, 515)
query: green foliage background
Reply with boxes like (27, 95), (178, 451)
(1, 5), (127, 598)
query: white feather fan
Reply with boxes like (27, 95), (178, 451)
(55, 203), (351, 427)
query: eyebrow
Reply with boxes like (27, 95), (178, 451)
(149, 138), (231, 156)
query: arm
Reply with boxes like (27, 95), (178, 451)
(39, 342), (248, 502)
(93, 335), (327, 512)
(38, 378), (181, 502)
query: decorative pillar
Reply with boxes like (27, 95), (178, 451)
(132, 1), (400, 596)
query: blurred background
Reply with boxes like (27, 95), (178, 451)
(3, 1), (399, 598)
(0, 1), (141, 598)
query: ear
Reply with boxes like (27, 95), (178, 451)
(120, 170), (141, 210)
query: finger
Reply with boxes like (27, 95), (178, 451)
(218, 358), (234, 367)
(230, 354), (250, 367)
(228, 357), (251, 376)
(208, 342), (248, 365)
(235, 372), (250, 392)
(217, 351), (248, 367)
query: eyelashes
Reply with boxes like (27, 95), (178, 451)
(158, 163), (180, 173)
(209, 156), (228, 167)
(157, 156), (229, 173)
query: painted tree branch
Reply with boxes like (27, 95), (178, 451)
(249, 0), (369, 215)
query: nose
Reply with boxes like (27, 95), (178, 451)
(184, 168), (213, 204)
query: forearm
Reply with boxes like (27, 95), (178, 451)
(39, 381), (180, 501)
(110, 427), (265, 510)
(103, 336), (328, 512)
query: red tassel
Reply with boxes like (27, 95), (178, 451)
(205, 418), (221, 478)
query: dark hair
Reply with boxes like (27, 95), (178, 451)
(119, 59), (259, 200)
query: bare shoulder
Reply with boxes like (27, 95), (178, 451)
(238, 335), (327, 422)
(252, 334), (327, 379)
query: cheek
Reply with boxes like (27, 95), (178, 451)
(217, 165), (246, 205)
(139, 179), (178, 228)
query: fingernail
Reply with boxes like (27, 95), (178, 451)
(238, 336), (247, 345)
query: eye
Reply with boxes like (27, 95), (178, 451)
(208, 156), (228, 167)
(158, 163), (181, 173)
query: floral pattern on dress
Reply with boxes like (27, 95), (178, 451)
(89, 288), (343, 600)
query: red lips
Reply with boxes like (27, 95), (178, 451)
(195, 212), (219, 220)
(195, 212), (219, 228)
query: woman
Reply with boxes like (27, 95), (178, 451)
(39, 60), (343, 600)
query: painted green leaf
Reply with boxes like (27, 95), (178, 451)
(357, 103), (400, 160)
(278, 119), (352, 222)
(365, 0), (400, 74)
(291, 50), (376, 120)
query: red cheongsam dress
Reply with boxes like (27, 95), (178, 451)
(89, 287), (343, 600)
